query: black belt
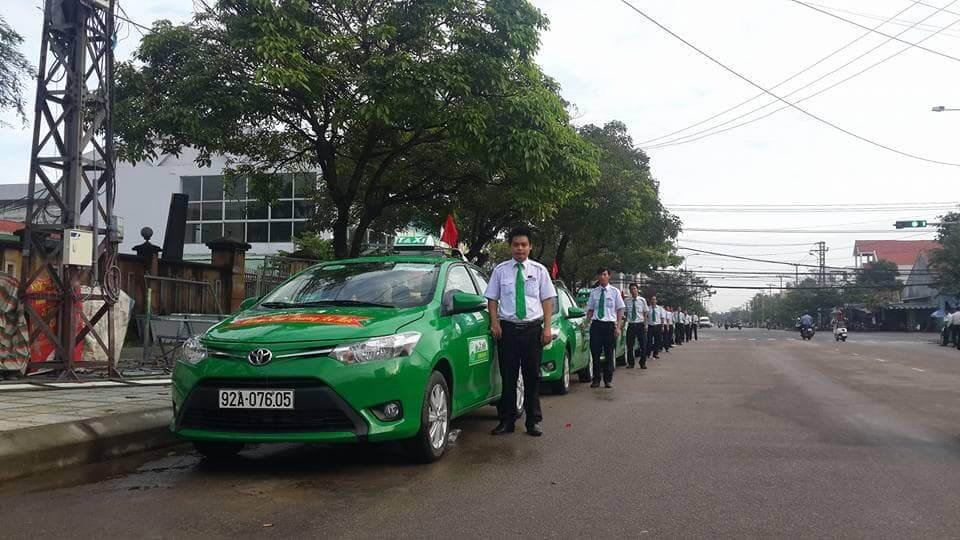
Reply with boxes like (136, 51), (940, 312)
(628, 321), (645, 325)
(502, 319), (543, 329)
(591, 320), (615, 325)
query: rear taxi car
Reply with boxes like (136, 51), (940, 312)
(540, 282), (591, 393)
(172, 248), (516, 463)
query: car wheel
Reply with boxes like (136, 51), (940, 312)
(193, 441), (243, 460)
(577, 355), (593, 382)
(407, 371), (450, 463)
(551, 352), (571, 395)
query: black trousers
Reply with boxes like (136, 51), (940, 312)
(626, 323), (647, 367)
(953, 326), (960, 349)
(686, 324), (694, 341)
(664, 325), (673, 350)
(692, 324), (698, 340)
(496, 320), (543, 426)
(675, 323), (684, 345)
(590, 320), (616, 383)
(647, 325), (662, 357)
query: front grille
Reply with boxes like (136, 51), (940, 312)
(180, 408), (354, 432)
(177, 379), (367, 435)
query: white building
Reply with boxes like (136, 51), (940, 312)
(115, 149), (314, 257)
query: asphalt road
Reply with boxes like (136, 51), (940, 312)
(3, 328), (960, 538)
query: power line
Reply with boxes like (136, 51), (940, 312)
(645, 0), (954, 150)
(807, 1), (960, 37)
(787, 0), (960, 63)
(636, 0), (927, 147)
(648, 6), (960, 150)
(682, 227), (939, 234)
(617, 0), (960, 167)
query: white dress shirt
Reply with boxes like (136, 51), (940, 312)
(587, 285), (625, 322)
(483, 258), (557, 323)
(665, 311), (674, 324)
(648, 305), (664, 325)
(625, 295), (648, 323)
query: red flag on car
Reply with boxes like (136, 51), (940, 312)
(440, 214), (458, 248)
(551, 260), (559, 279)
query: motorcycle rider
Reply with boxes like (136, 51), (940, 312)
(800, 312), (814, 337)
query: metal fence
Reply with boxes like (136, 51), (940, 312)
(244, 255), (317, 299)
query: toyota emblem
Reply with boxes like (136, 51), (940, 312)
(248, 348), (273, 366)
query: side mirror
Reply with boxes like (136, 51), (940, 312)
(566, 306), (586, 319)
(450, 292), (486, 315)
(238, 297), (259, 312)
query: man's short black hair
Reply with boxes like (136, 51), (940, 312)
(629, 283), (639, 291)
(596, 266), (610, 276)
(507, 226), (533, 245)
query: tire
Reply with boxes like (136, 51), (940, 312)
(551, 352), (571, 395)
(194, 441), (243, 460)
(406, 371), (451, 463)
(577, 355), (593, 382)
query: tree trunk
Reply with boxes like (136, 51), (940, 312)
(332, 210), (350, 259)
(348, 214), (377, 258)
(555, 233), (570, 271)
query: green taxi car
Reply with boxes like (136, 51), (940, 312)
(540, 283), (591, 394)
(171, 255), (521, 463)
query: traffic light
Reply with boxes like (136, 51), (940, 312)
(894, 220), (928, 229)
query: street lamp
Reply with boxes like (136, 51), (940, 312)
(932, 105), (960, 112)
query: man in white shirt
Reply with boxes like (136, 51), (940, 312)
(952, 308), (960, 350)
(690, 312), (699, 341)
(663, 307), (674, 353)
(647, 295), (663, 359)
(585, 267), (625, 388)
(675, 307), (686, 346)
(624, 283), (648, 369)
(484, 226), (557, 437)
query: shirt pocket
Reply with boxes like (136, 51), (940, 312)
(523, 276), (539, 296)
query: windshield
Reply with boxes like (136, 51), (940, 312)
(259, 262), (440, 309)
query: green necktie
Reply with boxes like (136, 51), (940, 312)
(632, 299), (637, 321)
(515, 263), (526, 320)
(598, 288), (606, 319)
(652, 308), (656, 322)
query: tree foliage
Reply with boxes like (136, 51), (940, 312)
(930, 212), (960, 297)
(0, 16), (33, 125)
(116, 0), (590, 258)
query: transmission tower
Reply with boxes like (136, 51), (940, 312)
(20, 0), (120, 377)
(809, 241), (828, 285)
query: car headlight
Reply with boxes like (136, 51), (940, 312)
(179, 336), (208, 366)
(550, 327), (560, 339)
(330, 332), (421, 365)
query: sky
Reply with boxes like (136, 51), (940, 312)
(0, 0), (951, 310)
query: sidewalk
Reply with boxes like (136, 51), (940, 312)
(0, 379), (176, 482)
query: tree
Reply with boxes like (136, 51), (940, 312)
(642, 270), (708, 314)
(930, 212), (960, 297)
(117, 0), (573, 258)
(0, 15), (33, 124)
(536, 121), (680, 288)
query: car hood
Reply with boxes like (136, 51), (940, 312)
(203, 306), (426, 345)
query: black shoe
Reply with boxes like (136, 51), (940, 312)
(590, 380), (600, 388)
(640, 364), (647, 369)
(604, 381), (613, 388)
(653, 354), (660, 359)
(490, 422), (515, 435)
(626, 364), (635, 369)
(526, 422), (543, 437)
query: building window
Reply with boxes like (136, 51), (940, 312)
(4, 262), (16, 277)
(182, 174), (313, 244)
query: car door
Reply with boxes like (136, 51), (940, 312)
(561, 289), (590, 372)
(466, 266), (499, 402)
(439, 264), (491, 415)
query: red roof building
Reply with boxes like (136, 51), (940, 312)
(853, 239), (941, 281)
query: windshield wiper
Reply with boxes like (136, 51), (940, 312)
(297, 300), (393, 308)
(261, 301), (297, 309)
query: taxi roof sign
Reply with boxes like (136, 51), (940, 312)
(394, 233), (440, 250)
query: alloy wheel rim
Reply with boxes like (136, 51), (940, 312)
(427, 384), (448, 451)
(563, 353), (570, 389)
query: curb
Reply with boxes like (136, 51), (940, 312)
(0, 407), (176, 483)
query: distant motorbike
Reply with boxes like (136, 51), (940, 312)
(800, 325), (815, 340)
(833, 325), (847, 342)
(737, 322), (742, 330)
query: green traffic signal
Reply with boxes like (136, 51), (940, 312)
(894, 220), (928, 229)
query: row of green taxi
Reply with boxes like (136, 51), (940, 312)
(172, 250), (626, 463)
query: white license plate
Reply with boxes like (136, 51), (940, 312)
(218, 389), (294, 409)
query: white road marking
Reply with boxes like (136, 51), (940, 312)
(748, 338), (757, 341)
(851, 353), (860, 357)
(912, 368), (926, 373)
(767, 338), (777, 341)
(876, 358), (887, 363)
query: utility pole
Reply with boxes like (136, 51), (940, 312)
(21, 0), (119, 378)
(810, 241), (828, 285)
